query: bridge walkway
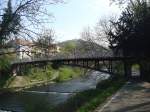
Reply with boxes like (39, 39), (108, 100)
(94, 81), (150, 112)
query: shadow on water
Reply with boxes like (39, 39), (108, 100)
(0, 91), (73, 112)
(21, 93), (53, 112)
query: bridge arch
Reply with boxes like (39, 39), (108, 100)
(131, 63), (141, 79)
(124, 60), (142, 80)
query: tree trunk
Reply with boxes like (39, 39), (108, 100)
(140, 60), (150, 82)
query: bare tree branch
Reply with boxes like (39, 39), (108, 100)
(0, 0), (63, 46)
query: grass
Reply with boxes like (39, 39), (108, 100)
(26, 65), (84, 83)
(55, 67), (83, 82)
(53, 76), (126, 112)
(77, 77), (125, 112)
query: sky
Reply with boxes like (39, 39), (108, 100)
(47, 0), (122, 42)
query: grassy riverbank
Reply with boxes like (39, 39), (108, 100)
(0, 65), (85, 91)
(53, 76), (125, 112)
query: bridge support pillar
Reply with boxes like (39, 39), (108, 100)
(140, 61), (150, 82)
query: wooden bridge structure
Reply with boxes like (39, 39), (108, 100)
(10, 56), (148, 80)
(1, 50), (149, 80)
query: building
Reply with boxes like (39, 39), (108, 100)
(9, 38), (61, 59)
(32, 43), (60, 58)
(9, 39), (33, 59)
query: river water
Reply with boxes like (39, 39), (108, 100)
(0, 71), (109, 112)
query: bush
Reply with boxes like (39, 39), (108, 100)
(55, 66), (84, 82)
(0, 55), (11, 72)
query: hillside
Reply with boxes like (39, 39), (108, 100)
(57, 39), (112, 58)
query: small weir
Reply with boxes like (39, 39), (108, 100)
(23, 91), (76, 95)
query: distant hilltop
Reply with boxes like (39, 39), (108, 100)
(57, 39), (113, 58)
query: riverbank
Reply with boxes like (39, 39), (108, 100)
(0, 70), (109, 112)
(0, 66), (85, 93)
(52, 76), (126, 112)
(0, 64), (125, 112)
(0, 70), (125, 112)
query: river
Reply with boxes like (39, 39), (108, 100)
(0, 71), (109, 112)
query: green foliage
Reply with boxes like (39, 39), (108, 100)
(0, 0), (21, 45)
(27, 66), (83, 82)
(27, 65), (56, 82)
(54, 66), (83, 82)
(61, 42), (76, 54)
(0, 54), (13, 75)
(0, 56), (11, 88)
(77, 77), (125, 112)
(132, 64), (140, 70)
(0, 75), (11, 88)
(0, 53), (15, 87)
(0, 63), (84, 89)
(113, 62), (124, 75)
(0, 56), (10, 70)
(108, 0), (150, 56)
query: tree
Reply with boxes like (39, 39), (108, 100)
(106, 0), (150, 57)
(0, 0), (21, 46)
(80, 26), (99, 57)
(37, 29), (55, 47)
(80, 23), (113, 57)
(34, 29), (56, 57)
(95, 16), (116, 48)
(110, 0), (134, 5)
(0, 0), (63, 47)
(106, 0), (150, 81)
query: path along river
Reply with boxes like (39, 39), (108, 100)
(0, 71), (109, 112)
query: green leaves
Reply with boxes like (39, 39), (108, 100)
(108, 0), (150, 56)
(0, 55), (11, 71)
(0, 0), (21, 45)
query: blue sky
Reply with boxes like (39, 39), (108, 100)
(47, 0), (122, 42)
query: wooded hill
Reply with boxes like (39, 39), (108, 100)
(57, 39), (112, 58)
